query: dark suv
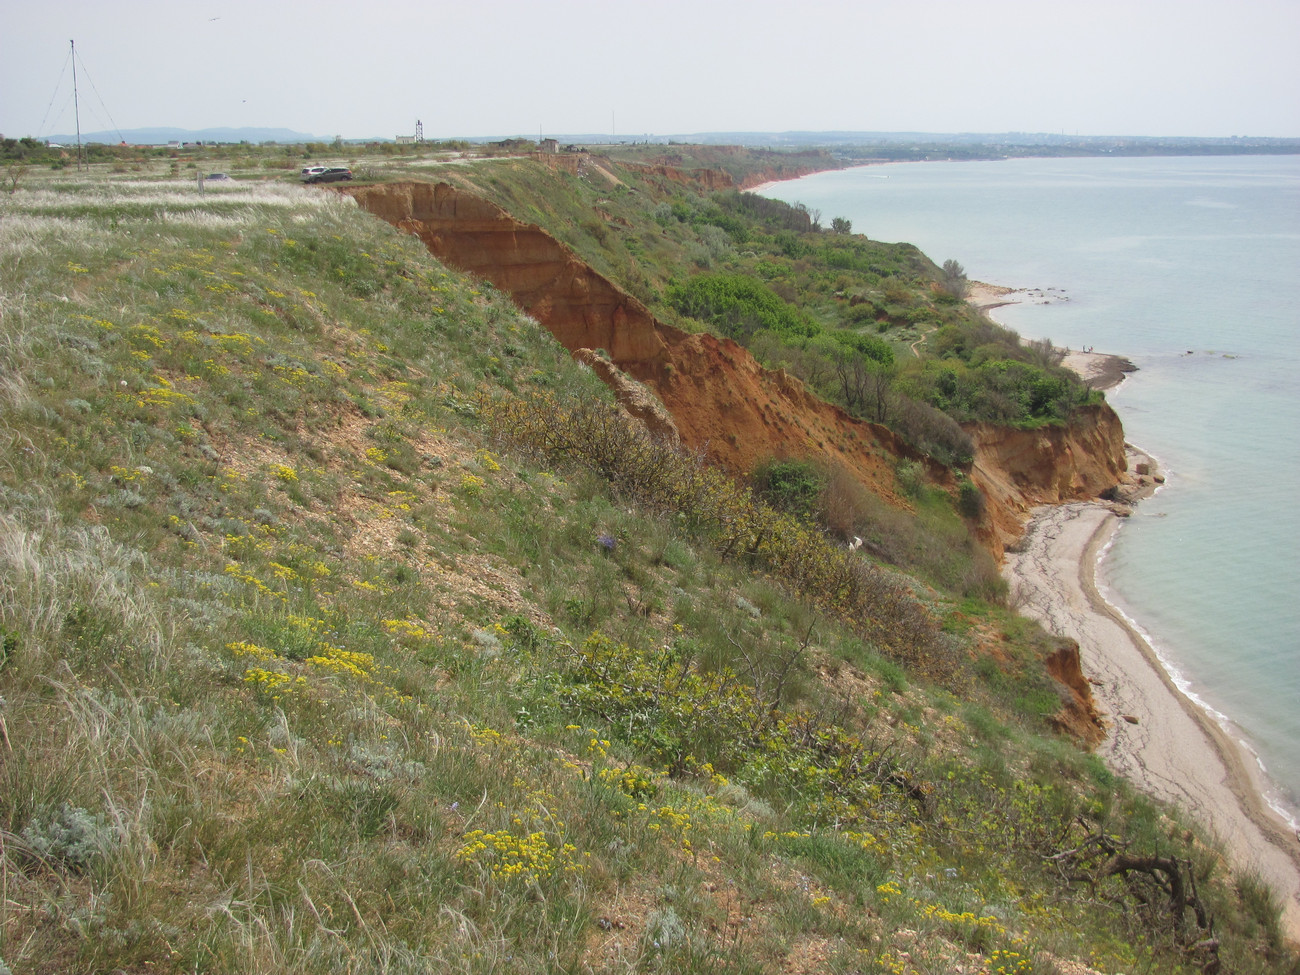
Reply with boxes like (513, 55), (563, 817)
(305, 168), (353, 184)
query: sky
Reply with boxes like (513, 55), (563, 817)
(4, 0), (1299, 142)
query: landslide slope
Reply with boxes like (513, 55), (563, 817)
(345, 180), (913, 507)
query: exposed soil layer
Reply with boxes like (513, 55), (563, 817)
(344, 179), (1131, 738)
(344, 181), (916, 505)
(968, 406), (1129, 557)
(344, 181), (1127, 556)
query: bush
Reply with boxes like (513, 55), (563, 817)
(20, 803), (115, 873)
(832, 330), (895, 367)
(889, 396), (974, 467)
(957, 480), (985, 520)
(665, 273), (820, 342)
(752, 458), (824, 523)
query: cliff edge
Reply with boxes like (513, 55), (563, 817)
(343, 181), (1127, 561)
(344, 181), (921, 507)
(968, 405), (1129, 558)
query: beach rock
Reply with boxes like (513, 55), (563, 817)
(1122, 714), (1140, 725)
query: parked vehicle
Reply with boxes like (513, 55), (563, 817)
(304, 168), (353, 184)
(300, 166), (327, 178)
(205, 172), (233, 181)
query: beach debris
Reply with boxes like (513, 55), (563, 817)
(1122, 714), (1140, 724)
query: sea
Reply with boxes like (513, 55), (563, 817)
(761, 155), (1300, 826)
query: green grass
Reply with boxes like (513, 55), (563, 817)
(0, 163), (1294, 974)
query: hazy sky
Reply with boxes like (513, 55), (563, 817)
(4, 0), (1298, 141)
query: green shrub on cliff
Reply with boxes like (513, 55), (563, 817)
(665, 272), (820, 342)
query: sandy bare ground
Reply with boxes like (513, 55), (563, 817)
(1005, 497), (1300, 941)
(1060, 350), (1136, 391)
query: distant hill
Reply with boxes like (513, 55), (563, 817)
(44, 125), (323, 146)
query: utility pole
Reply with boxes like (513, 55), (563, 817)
(70, 40), (83, 171)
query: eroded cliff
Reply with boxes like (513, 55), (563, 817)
(344, 181), (917, 506)
(344, 180), (1127, 550)
(343, 178), (1126, 740)
(968, 405), (1129, 557)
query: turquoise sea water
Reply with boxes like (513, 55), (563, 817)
(762, 156), (1300, 823)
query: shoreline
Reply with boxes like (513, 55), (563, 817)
(980, 282), (1300, 939)
(968, 280), (1137, 390)
(1006, 471), (1300, 942)
(746, 166), (1300, 936)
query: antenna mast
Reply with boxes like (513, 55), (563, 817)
(70, 39), (83, 171)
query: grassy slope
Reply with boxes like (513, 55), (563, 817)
(0, 161), (1294, 975)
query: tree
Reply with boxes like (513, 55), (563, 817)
(831, 216), (852, 235)
(940, 259), (968, 299)
(4, 159), (30, 194)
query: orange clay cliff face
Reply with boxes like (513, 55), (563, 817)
(342, 180), (1127, 559)
(967, 406), (1128, 556)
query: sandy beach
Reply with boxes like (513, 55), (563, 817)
(1006, 471), (1300, 942)
(976, 277), (1300, 940)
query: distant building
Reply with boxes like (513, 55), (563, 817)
(396, 120), (425, 146)
(539, 138), (559, 154)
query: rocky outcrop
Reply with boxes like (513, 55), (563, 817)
(967, 404), (1128, 558)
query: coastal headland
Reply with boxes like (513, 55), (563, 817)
(5, 146), (1298, 971)
(377, 160), (1300, 945)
